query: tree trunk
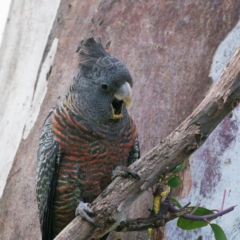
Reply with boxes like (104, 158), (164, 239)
(0, 1), (240, 240)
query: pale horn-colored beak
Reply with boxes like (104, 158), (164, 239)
(114, 82), (132, 107)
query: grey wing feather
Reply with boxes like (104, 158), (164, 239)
(128, 136), (140, 165)
(36, 107), (60, 240)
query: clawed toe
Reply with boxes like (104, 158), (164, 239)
(111, 166), (141, 180)
(75, 201), (98, 226)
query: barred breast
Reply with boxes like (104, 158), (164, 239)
(51, 103), (137, 234)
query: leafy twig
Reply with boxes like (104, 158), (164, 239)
(169, 203), (236, 221)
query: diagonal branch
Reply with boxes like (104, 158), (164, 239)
(55, 46), (240, 240)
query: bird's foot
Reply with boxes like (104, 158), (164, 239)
(111, 165), (140, 181)
(75, 201), (98, 226)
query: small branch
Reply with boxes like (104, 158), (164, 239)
(115, 201), (189, 232)
(114, 200), (236, 233)
(55, 46), (240, 240)
(189, 203), (200, 215)
(116, 216), (166, 232)
(184, 206), (236, 220)
(169, 204), (236, 221)
(178, 202), (191, 211)
(221, 190), (226, 211)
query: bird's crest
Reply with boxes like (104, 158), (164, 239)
(78, 37), (118, 73)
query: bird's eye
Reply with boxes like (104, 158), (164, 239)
(101, 83), (108, 90)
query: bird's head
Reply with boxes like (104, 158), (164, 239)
(70, 37), (133, 123)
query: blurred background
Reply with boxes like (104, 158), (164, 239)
(0, 1), (11, 45)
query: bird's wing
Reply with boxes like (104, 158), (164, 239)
(127, 136), (140, 165)
(36, 107), (60, 240)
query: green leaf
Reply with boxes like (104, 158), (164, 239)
(171, 196), (182, 208)
(177, 207), (214, 230)
(210, 224), (227, 240)
(171, 162), (185, 173)
(168, 176), (180, 188)
(147, 228), (153, 238)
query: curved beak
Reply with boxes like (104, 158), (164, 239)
(114, 82), (132, 107)
(111, 82), (132, 119)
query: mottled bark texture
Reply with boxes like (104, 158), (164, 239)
(0, 0), (240, 240)
(54, 46), (240, 239)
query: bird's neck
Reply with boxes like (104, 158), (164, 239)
(62, 93), (128, 128)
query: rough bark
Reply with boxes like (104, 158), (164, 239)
(55, 46), (240, 239)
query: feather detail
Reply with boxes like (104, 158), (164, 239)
(78, 37), (109, 61)
(78, 37), (120, 73)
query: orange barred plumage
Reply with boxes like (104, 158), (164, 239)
(39, 102), (138, 236)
